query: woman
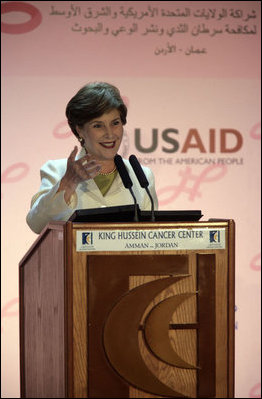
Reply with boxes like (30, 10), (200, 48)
(26, 82), (158, 234)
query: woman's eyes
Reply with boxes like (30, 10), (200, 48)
(92, 120), (121, 129)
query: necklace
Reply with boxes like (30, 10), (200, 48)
(99, 167), (117, 176)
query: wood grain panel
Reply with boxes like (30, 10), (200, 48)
(21, 229), (65, 397)
(71, 249), (88, 397)
(214, 250), (228, 398)
(129, 255), (197, 398)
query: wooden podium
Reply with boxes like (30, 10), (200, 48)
(19, 219), (235, 398)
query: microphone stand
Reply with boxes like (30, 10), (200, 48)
(145, 187), (155, 222)
(114, 154), (139, 222)
(129, 154), (155, 222)
(129, 187), (139, 222)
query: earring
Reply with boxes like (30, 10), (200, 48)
(79, 137), (85, 146)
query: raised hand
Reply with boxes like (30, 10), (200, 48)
(57, 146), (101, 203)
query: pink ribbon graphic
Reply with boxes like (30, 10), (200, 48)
(1, 1), (42, 34)
(1, 162), (29, 183)
(250, 122), (261, 140)
(250, 253), (261, 271)
(1, 297), (19, 333)
(157, 164), (227, 205)
(53, 120), (73, 139)
(249, 383), (261, 398)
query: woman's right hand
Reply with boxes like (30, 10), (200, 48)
(57, 146), (101, 203)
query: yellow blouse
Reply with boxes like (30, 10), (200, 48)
(94, 170), (118, 196)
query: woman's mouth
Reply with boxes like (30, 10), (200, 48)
(100, 141), (115, 149)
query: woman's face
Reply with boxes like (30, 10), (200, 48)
(76, 108), (123, 161)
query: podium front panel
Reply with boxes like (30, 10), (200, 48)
(68, 220), (234, 398)
(19, 220), (234, 398)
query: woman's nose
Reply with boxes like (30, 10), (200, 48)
(104, 125), (114, 137)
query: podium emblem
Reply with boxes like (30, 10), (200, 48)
(103, 276), (198, 397)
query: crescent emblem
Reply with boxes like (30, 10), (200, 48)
(103, 275), (191, 397)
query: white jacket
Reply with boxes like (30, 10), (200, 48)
(26, 150), (158, 234)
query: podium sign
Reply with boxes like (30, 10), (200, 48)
(19, 220), (235, 398)
(76, 227), (226, 252)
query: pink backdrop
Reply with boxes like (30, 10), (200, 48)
(1, 1), (261, 397)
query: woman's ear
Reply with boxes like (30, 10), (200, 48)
(76, 127), (85, 145)
(75, 125), (82, 136)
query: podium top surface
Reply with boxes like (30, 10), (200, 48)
(68, 205), (203, 223)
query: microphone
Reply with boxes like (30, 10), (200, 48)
(129, 154), (155, 222)
(114, 154), (139, 222)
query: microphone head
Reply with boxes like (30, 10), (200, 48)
(129, 154), (149, 188)
(114, 154), (133, 189)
